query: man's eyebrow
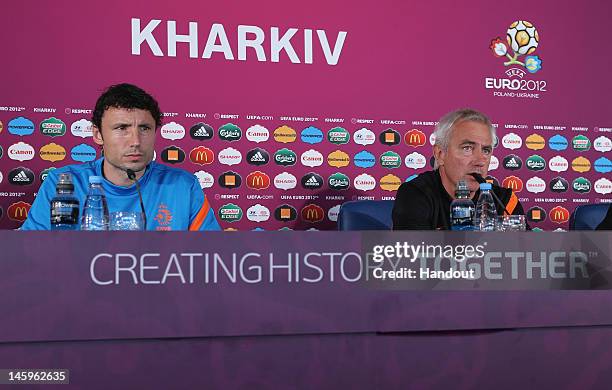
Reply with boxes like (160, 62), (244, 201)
(109, 121), (153, 127)
(459, 140), (492, 147)
(110, 121), (131, 127)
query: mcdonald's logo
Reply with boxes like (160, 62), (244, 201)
(246, 171), (271, 190)
(550, 206), (570, 224)
(8, 201), (31, 222)
(193, 150), (210, 163)
(501, 175), (523, 192)
(189, 146), (214, 165)
(301, 204), (324, 223)
(404, 129), (426, 147)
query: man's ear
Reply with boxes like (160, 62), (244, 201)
(92, 125), (104, 146)
(433, 145), (445, 166)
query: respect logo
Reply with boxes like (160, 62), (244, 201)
(486, 20), (547, 98)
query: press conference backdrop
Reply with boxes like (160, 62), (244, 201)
(0, 0), (610, 231)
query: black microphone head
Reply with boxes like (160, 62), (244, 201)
(469, 173), (486, 184)
(126, 169), (136, 181)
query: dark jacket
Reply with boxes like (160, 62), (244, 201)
(392, 170), (524, 230)
(596, 205), (612, 230)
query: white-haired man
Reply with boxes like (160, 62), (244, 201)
(393, 108), (525, 230)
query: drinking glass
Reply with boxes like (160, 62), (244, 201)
(496, 215), (526, 231)
(110, 211), (145, 231)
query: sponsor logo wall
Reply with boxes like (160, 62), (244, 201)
(1, 112), (609, 231)
(0, 1), (610, 231)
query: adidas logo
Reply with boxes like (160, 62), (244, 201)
(552, 180), (566, 190)
(506, 158), (519, 167)
(194, 127), (209, 137)
(305, 177), (320, 186)
(250, 152), (265, 162)
(13, 171), (30, 181)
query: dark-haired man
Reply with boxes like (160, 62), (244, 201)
(22, 83), (220, 231)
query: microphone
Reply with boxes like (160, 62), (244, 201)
(126, 169), (147, 229)
(469, 173), (511, 216)
(469, 172), (486, 184)
(126, 169), (136, 181)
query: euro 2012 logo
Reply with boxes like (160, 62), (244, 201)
(490, 21), (542, 74)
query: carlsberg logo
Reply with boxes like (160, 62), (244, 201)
(220, 129), (240, 137)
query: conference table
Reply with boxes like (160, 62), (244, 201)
(0, 231), (610, 388)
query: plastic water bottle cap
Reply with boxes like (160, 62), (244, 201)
(89, 176), (103, 184)
(58, 173), (73, 185)
(456, 180), (469, 191)
(479, 182), (492, 191)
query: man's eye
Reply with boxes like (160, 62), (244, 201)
(462, 145), (473, 152)
(483, 148), (492, 154)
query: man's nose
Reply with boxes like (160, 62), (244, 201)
(473, 149), (488, 165)
(128, 128), (141, 146)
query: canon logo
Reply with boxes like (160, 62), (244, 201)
(356, 180), (375, 185)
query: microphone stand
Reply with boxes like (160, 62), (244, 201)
(126, 169), (148, 229)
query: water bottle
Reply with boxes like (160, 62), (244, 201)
(81, 176), (109, 231)
(50, 173), (80, 230)
(474, 182), (497, 231)
(450, 180), (475, 231)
